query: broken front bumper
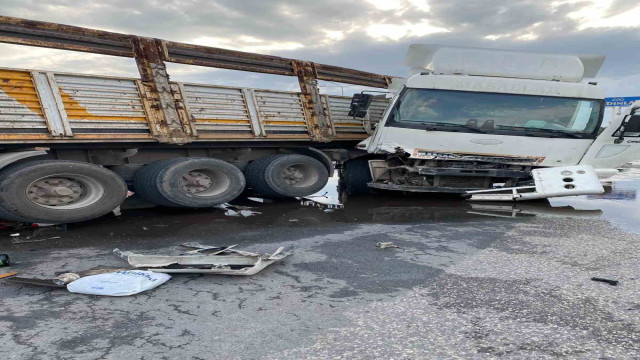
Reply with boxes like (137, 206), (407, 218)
(465, 165), (605, 201)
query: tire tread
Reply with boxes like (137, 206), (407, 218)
(245, 154), (328, 198)
(0, 160), (127, 223)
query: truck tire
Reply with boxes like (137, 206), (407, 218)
(133, 157), (246, 207)
(245, 154), (329, 198)
(343, 157), (374, 195)
(0, 160), (128, 224)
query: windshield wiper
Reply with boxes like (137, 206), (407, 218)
(513, 127), (584, 139)
(534, 128), (586, 138)
(423, 122), (486, 133)
(496, 125), (584, 138)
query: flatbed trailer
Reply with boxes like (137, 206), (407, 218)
(0, 16), (393, 224)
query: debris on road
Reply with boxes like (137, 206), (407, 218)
(54, 272), (81, 285)
(376, 242), (399, 249)
(247, 197), (274, 203)
(591, 277), (619, 286)
(466, 165), (604, 201)
(4, 266), (133, 288)
(11, 236), (61, 244)
(9, 233), (19, 237)
(0, 272), (18, 279)
(219, 203), (261, 217)
(114, 244), (292, 275)
(6, 276), (66, 288)
(300, 199), (344, 210)
(0, 254), (9, 267)
(67, 270), (171, 296)
(224, 209), (261, 217)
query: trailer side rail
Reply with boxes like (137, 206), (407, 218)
(0, 16), (394, 144)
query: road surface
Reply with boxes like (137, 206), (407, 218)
(1, 169), (639, 359)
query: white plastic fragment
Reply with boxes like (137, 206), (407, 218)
(376, 242), (399, 249)
(114, 245), (292, 276)
(66, 270), (171, 296)
(466, 165), (604, 201)
(11, 236), (61, 244)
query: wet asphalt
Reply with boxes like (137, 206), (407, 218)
(1, 168), (640, 359)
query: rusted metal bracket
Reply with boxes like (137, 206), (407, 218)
(175, 82), (198, 137)
(292, 60), (334, 142)
(131, 37), (190, 144)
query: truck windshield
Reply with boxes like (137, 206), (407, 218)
(389, 89), (602, 138)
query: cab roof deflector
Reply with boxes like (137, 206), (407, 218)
(405, 44), (605, 83)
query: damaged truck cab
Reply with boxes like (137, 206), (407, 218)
(350, 45), (640, 193)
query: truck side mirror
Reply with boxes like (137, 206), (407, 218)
(348, 93), (373, 118)
(614, 112), (640, 143)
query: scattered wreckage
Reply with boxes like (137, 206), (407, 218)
(114, 243), (292, 276)
(464, 165), (604, 201)
(1, 244), (292, 296)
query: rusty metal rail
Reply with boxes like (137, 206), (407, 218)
(0, 16), (391, 88)
(0, 16), (393, 144)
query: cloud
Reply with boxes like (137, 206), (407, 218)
(0, 0), (638, 98)
(366, 21), (450, 41)
(566, 0), (640, 30)
(192, 36), (305, 53)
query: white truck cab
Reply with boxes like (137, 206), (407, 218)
(349, 45), (640, 194)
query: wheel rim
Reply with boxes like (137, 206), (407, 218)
(179, 168), (231, 197)
(282, 163), (319, 188)
(26, 174), (105, 209)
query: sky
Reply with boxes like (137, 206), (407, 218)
(0, 0), (639, 99)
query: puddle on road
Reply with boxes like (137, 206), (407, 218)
(550, 166), (640, 233)
(304, 167), (640, 233)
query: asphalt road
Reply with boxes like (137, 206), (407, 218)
(1, 171), (640, 359)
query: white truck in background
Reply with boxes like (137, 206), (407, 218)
(344, 45), (640, 199)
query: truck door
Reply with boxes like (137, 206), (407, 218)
(580, 103), (640, 170)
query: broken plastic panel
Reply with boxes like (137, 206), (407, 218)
(114, 244), (292, 275)
(466, 165), (605, 201)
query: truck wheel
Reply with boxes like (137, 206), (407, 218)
(0, 160), (127, 224)
(343, 157), (374, 195)
(133, 157), (246, 207)
(245, 154), (329, 198)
